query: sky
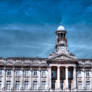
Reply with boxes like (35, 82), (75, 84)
(0, 0), (92, 58)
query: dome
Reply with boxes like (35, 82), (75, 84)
(57, 25), (65, 30)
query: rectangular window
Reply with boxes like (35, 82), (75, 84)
(68, 71), (71, 78)
(0, 70), (2, 75)
(0, 81), (2, 90)
(78, 81), (82, 90)
(42, 70), (46, 77)
(7, 70), (11, 76)
(15, 81), (20, 90)
(24, 81), (29, 90)
(33, 81), (37, 89)
(86, 70), (90, 77)
(15, 70), (20, 76)
(42, 81), (46, 89)
(33, 69), (38, 76)
(24, 69), (30, 76)
(86, 81), (90, 90)
(6, 81), (11, 90)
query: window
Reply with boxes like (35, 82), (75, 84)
(42, 81), (46, 89)
(6, 81), (11, 90)
(33, 81), (37, 89)
(42, 70), (46, 77)
(86, 81), (90, 90)
(68, 71), (71, 78)
(15, 70), (20, 76)
(0, 70), (2, 75)
(78, 81), (82, 90)
(7, 70), (11, 76)
(86, 70), (90, 77)
(15, 81), (20, 90)
(0, 81), (2, 90)
(33, 69), (38, 76)
(24, 81), (29, 90)
(24, 69), (30, 76)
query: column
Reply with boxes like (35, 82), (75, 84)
(20, 68), (24, 90)
(2, 67), (6, 91)
(82, 68), (85, 90)
(11, 68), (15, 90)
(48, 67), (52, 90)
(65, 66), (68, 90)
(73, 66), (76, 90)
(57, 66), (60, 89)
(38, 68), (41, 89)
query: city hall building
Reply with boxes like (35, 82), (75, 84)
(0, 25), (92, 92)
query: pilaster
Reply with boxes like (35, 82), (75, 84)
(82, 68), (85, 90)
(11, 68), (15, 90)
(2, 67), (6, 91)
(20, 68), (24, 90)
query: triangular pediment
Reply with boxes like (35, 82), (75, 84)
(50, 53), (76, 60)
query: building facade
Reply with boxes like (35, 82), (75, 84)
(0, 25), (92, 92)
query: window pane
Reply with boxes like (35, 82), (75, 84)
(24, 81), (29, 90)
(78, 81), (82, 90)
(42, 70), (46, 77)
(7, 70), (11, 76)
(33, 81), (37, 89)
(33, 69), (37, 76)
(86, 81), (90, 89)
(86, 70), (90, 77)
(15, 81), (20, 90)
(42, 81), (46, 89)
(24, 69), (29, 76)
(15, 70), (20, 76)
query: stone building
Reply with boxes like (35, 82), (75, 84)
(0, 25), (92, 92)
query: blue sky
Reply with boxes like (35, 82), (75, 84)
(0, 0), (92, 58)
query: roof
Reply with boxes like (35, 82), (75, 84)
(57, 25), (65, 30)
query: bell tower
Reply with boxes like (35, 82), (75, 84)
(48, 24), (76, 59)
(56, 25), (68, 54)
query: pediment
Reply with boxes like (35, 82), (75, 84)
(53, 55), (72, 60)
(49, 53), (76, 61)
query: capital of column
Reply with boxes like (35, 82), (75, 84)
(65, 66), (68, 68)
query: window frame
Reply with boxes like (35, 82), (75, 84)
(6, 69), (11, 76)
(78, 81), (82, 90)
(15, 81), (20, 90)
(6, 81), (11, 90)
(24, 81), (29, 90)
(33, 81), (37, 89)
